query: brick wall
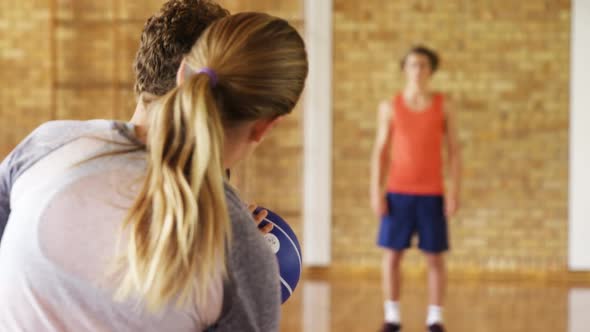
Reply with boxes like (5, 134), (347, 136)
(1, 0), (572, 273)
(332, 0), (571, 272)
(0, 0), (304, 237)
(0, 0), (53, 157)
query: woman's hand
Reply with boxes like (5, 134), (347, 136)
(247, 204), (274, 234)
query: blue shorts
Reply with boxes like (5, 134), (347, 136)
(377, 192), (449, 253)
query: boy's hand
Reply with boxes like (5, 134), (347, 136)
(371, 191), (387, 217)
(445, 194), (459, 218)
(247, 204), (274, 234)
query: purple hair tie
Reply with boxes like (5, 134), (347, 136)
(196, 68), (218, 87)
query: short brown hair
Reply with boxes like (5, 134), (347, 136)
(133, 0), (229, 97)
(400, 45), (440, 72)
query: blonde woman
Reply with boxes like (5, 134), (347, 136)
(0, 12), (307, 332)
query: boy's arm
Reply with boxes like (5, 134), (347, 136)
(370, 100), (393, 217)
(444, 99), (462, 218)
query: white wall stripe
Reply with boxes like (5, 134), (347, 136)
(303, 0), (333, 266)
(569, 0), (590, 271)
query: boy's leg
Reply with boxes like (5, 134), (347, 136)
(416, 195), (449, 329)
(425, 253), (446, 325)
(382, 249), (404, 323)
(377, 193), (416, 331)
(383, 249), (404, 301)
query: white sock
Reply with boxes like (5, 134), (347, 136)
(384, 300), (401, 324)
(426, 305), (443, 325)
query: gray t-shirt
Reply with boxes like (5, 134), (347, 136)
(0, 120), (281, 332)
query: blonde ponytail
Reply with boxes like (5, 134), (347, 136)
(116, 11), (308, 312)
(117, 73), (230, 310)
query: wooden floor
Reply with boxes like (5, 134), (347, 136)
(279, 274), (590, 332)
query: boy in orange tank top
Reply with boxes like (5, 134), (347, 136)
(370, 46), (462, 332)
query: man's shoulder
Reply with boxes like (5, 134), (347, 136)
(32, 119), (113, 137)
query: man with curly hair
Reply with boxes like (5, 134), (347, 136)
(129, 0), (229, 129)
(0, 1), (286, 331)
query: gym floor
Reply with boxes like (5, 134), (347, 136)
(280, 273), (590, 332)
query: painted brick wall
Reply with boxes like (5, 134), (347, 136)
(1, 0), (572, 273)
(0, 0), (304, 238)
(331, 0), (571, 272)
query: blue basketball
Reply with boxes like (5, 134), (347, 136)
(255, 207), (302, 304)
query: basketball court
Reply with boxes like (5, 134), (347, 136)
(1, 0), (589, 331)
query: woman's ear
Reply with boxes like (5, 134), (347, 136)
(250, 116), (284, 143)
(177, 59), (192, 86)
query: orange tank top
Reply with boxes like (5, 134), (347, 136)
(387, 93), (445, 195)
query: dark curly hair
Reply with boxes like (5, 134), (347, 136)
(400, 45), (440, 73)
(133, 0), (229, 97)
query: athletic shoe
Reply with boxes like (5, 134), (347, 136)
(380, 322), (401, 332)
(427, 323), (445, 332)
